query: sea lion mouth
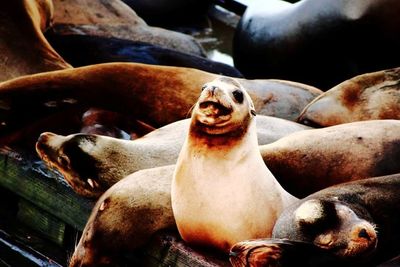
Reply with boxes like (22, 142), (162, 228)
(198, 101), (232, 117)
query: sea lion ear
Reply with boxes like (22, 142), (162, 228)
(251, 109), (256, 116)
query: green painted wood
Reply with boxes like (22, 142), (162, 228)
(0, 149), (94, 231)
(0, 148), (230, 266)
(17, 200), (66, 246)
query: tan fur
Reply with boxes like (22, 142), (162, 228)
(36, 116), (309, 198)
(172, 78), (297, 253)
(0, 62), (321, 133)
(0, 0), (71, 82)
(260, 119), (400, 197)
(51, 0), (205, 56)
(298, 68), (400, 127)
(69, 165), (176, 267)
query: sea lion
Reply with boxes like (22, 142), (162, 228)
(36, 115), (310, 198)
(80, 108), (155, 140)
(0, 62), (321, 142)
(230, 173), (400, 266)
(50, 0), (205, 57)
(171, 77), (298, 253)
(297, 67), (400, 127)
(260, 119), (400, 198)
(0, 0), (71, 81)
(234, 0), (400, 89)
(45, 34), (243, 77)
(69, 165), (176, 267)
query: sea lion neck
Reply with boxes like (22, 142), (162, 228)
(187, 115), (254, 150)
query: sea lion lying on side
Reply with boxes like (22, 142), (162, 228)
(36, 116), (310, 198)
(230, 173), (400, 266)
(69, 165), (176, 267)
(0, 62), (321, 142)
(297, 67), (400, 127)
(50, 0), (205, 56)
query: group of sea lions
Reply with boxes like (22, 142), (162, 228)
(2, 1), (400, 267)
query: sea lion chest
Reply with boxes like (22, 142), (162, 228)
(172, 138), (282, 252)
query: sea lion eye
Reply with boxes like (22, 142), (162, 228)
(201, 85), (207, 91)
(232, 90), (244, 103)
(58, 154), (70, 166)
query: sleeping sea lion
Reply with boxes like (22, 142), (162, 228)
(234, 0), (400, 89)
(45, 34), (243, 77)
(297, 67), (400, 127)
(261, 119), (400, 197)
(0, 0), (71, 81)
(69, 165), (176, 267)
(36, 115), (310, 198)
(230, 173), (400, 266)
(0, 62), (321, 142)
(171, 77), (298, 253)
(50, 0), (205, 56)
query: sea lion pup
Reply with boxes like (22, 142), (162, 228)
(0, 0), (71, 82)
(50, 0), (205, 57)
(69, 165), (176, 267)
(171, 77), (298, 253)
(260, 119), (400, 198)
(0, 62), (321, 137)
(230, 173), (400, 266)
(36, 116), (310, 198)
(297, 67), (400, 127)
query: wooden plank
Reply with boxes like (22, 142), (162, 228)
(0, 229), (63, 267)
(141, 231), (230, 267)
(17, 200), (66, 246)
(0, 148), (94, 231)
(0, 148), (230, 266)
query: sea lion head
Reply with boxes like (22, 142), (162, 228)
(190, 77), (256, 140)
(292, 199), (377, 259)
(36, 132), (105, 198)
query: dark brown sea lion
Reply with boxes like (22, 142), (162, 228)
(0, 62), (321, 141)
(69, 165), (176, 267)
(50, 0), (205, 56)
(260, 119), (400, 198)
(172, 77), (298, 253)
(234, 0), (400, 89)
(36, 115), (309, 198)
(45, 34), (243, 77)
(230, 173), (400, 266)
(0, 0), (71, 81)
(297, 67), (400, 127)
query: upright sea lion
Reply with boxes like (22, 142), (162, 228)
(36, 115), (310, 198)
(69, 165), (176, 267)
(46, 34), (243, 77)
(50, 0), (205, 56)
(260, 119), (400, 197)
(171, 77), (298, 253)
(0, 0), (71, 81)
(0, 62), (321, 141)
(230, 173), (400, 266)
(297, 67), (400, 127)
(234, 0), (400, 89)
